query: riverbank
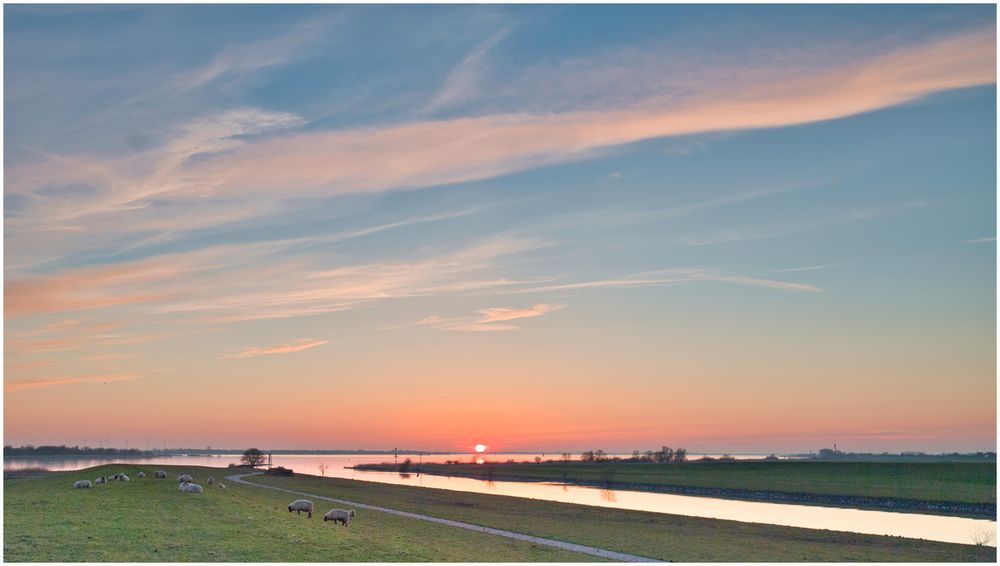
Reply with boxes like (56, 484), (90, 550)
(5, 464), (994, 561)
(351, 460), (997, 519)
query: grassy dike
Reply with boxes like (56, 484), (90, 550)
(245, 472), (996, 562)
(3, 465), (591, 562)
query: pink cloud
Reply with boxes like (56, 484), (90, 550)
(185, 28), (993, 199)
(476, 303), (565, 324)
(223, 338), (328, 359)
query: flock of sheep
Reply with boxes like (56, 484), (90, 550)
(73, 470), (357, 526)
(72, 470), (226, 491)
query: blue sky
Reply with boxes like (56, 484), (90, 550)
(3, 4), (996, 452)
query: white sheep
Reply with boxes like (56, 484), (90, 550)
(177, 474), (193, 483)
(110, 473), (119, 481)
(206, 476), (215, 485)
(288, 499), (315, 518)
(137, 471), (146, 478)
(323, 509), (356, 525)
(74, 480), (93, 489)
(154, 470), (167, 478)
(94, 476), (106, 484)
(118, 474), (130, 482)
(178, 482), (204, 493)
(217, 483), (226, 489)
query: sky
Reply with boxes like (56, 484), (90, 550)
(3, 4), (996, 454)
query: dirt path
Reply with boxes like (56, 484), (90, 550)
(226, 472), (662, 562)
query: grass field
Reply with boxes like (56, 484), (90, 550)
(356, 460), (996, 506)
(3, 465), (589, 562)
(3, 464), (994, 562)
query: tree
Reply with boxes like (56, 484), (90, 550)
(317, 462), (329, 477)
(594, 449), (607, 462)
(580, 450), (595, 462)
(241, 447), (266, 468)
(673, 448), (687, 463)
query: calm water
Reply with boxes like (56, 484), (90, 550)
(6, 453), (995, 546)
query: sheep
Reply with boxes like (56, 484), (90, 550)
(178, 482), (203, 493)
(323, 509), (356, 526)
(137, 471), (146, 478)
(118, 474), (130, 482)
(94, 476), (107, 484)
(110, 473), (120, 481)
(206, 476), (215, 485)
(154, 470), (167, 478)
(177, 474), (193, 483)
(73, 480), (93, 489)
(287, 499), (315, 518)
(217, 483), (226, 489)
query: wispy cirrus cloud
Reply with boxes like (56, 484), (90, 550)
(4, 359), (57, 372)
(6, 26), (992, 267)
(423, 27), (510, 113)
(963, 236), (996, 243)
(81, 352), (142, 362)
(5, 373), (142, 393)
(511, 269), (824, 294)
(223, 338), (329, 359)
(387, 303), (565, 332)
(476, 303), (564, 323)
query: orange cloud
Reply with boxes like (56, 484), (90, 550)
(223, 338), (328, 359)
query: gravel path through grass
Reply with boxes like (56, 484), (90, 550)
(227, 472), (661, 562)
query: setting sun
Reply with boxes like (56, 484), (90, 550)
(474, 444), (488, 453)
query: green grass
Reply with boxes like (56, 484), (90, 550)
(247, 472), (997, 562)
(365, 461), (996, 505)
(3, 465), (592, 562)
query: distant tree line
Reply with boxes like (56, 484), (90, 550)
(581, 446), (688, 463)
(4, 445), (154, 457)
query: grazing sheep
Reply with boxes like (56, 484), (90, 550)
(110, 473), (119, 481)
(206, 476), (215, 485)
(137, 471), (145, 478)
(288, 499), (315, 518)
(178, 482), (204, 493)
(154, 470), (167, 478)
(118, 474), (130, 482)
(177, 474), (193, 483)
(323, 509), (356, 526)
(95, 476), (107, 484)
(217, 483), (226, 489)
(74, 480), (93, 489)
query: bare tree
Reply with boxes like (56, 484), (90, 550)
(317, 462), (329, 477)
(673, 448), (687, 463)
(970, 527), (996, 546)
(241, 448), (266, 468)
